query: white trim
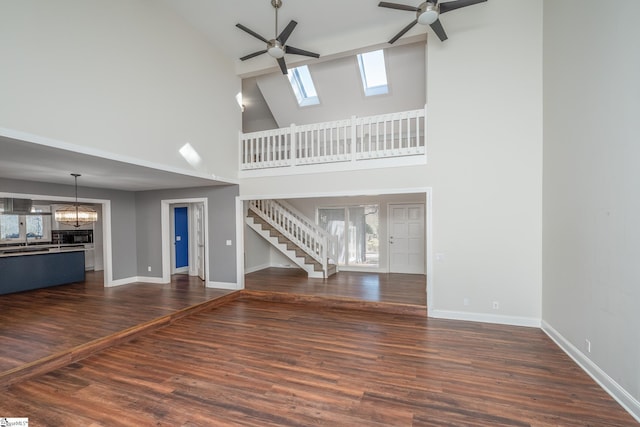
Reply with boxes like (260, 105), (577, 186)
(542, 320), (640, 423)
(235, 197), (246, 289)
(425, 189), (433, 310)
(207, 281), (240, 290)
(239, 155), (426, 179)
(241, 186), (430, 202)
(244, 263), (272, 274)
(161, 198), (209, 285)
(105, 275), (166, 287)
(338, 266), (387, 273)
(0, 126), (238, 185)
(430, 309), (541, 328)
(239, 186), (433, 312)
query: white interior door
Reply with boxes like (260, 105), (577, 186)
(388, 203), (425, 274)
(194, 202), (205, 281)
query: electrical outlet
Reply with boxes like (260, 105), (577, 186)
(585, 339), (591, 353)
(492, 301), (499, 310)
(147, 266), (151, 272)
(463, 298), (470, 306)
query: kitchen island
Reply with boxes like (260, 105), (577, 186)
(0, 246), (85, 295)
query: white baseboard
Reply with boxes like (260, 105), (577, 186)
(429, 309), (541, 328)
(245, 263), (273, 274)
(542, 320), (640, 423)
(207, 281), (241, 290)
(105, 276), (166, 287)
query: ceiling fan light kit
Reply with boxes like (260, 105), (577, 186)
(236, 0), (319, 74)
(267, 41), (285, 59)
(417, 4), (439, 25)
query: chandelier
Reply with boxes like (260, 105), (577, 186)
(54, 173), (98, 227)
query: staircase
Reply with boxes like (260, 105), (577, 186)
(246, 199), (338, 278)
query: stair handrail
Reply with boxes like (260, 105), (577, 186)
(276, 199), (339, 267)
(248, 200), (338, 274)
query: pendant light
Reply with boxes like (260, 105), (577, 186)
(54, 173), (98, 227)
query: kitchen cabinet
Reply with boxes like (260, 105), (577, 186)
(0, 249), (85, 295)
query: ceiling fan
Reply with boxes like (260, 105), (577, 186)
(236, 0), (320, 75)
(379, 0), (487, 43)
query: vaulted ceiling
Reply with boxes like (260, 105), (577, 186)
(161, 0), (439, 76)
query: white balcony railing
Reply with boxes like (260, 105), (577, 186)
(239, 107), (426, 172)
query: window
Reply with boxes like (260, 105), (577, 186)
(0, 203), (51, 244)
(357, 49), (389, 96)
(287, 65), (320, 107)
(318, 205), (379, 267)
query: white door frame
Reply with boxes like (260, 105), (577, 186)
(191, 202), (206, 280)
(161, 198), (208, 284)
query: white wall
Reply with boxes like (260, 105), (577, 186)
(240, 0), (543, 325)
(426, 0), (542, 324)
(0, 0), (240, 181)
(542, 0), (640, 417)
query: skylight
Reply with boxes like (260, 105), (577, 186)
(287, 65), (320, 107)
(357, 49), (389, 97)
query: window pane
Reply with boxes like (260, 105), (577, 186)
(0, 215), (20, 240)
(287, 65), (320, 106)
(348, 205), (379, 266)
(357, 50), (389, 96)
(318, 208), (345, 264)
(319, 205), (379, 267)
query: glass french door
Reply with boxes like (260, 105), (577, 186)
(318, 205), (379, 267)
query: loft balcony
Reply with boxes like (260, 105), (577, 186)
(239, 107), (427, 177)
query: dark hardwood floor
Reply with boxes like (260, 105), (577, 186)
(0, 268), (636, 425)
(0, 299), (636, 426)
(245, 267), (427, 306)
(0, 271), (234, 385)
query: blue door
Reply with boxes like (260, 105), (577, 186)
(174, 207), (189, 269)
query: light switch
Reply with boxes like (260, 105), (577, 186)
(226, 240), (232, 246)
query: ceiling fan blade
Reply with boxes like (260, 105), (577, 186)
(240, 50), (268, 61)
(388, 19), (418, 44)
(430, 18), (448, 41)
(378, 2), (420, 12)
(277, 57), (288, 75)
(235, 23), (269, 44)
(277, 20), (298, 44)
(285, 45), (320, 58)
(439, 0), (487, 14)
